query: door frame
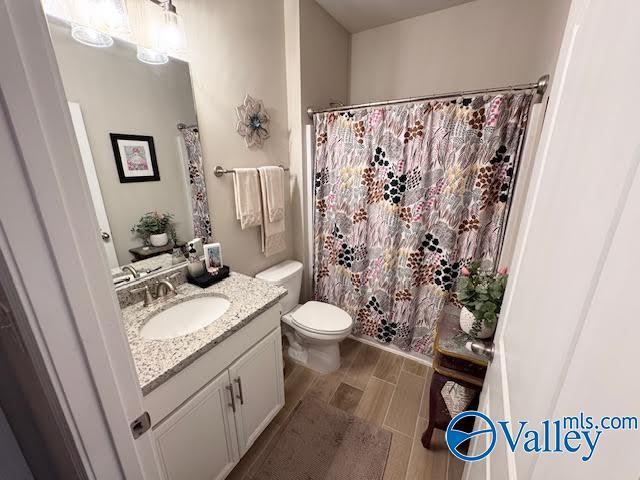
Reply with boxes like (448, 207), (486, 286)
(0, 0), (159, 478)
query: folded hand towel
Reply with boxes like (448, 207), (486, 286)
(232, 168), (262, 229)
(258, 167), (286, 257)
(260, 166), (285, 222)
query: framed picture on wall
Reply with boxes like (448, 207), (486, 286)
(110, 133), (160, 183)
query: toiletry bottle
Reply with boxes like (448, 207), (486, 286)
(186, 238), (206, 277)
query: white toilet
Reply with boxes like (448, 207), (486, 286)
(256, 260), (353, 374)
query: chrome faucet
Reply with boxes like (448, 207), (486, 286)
(122, 265), (140, 279)
(156, 273), (181, 299)
(156, 279), (177, 299)
(132, 284), (155, 307)
(132, 273), (180, 307)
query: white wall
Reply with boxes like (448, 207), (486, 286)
(294, 0), (351, 298)
(50, 22), (197, 265)
(349, 0), (572, 103)
(181, 0), (294, 276)
(348, 0), (571, 274)
(300, 0), (350, 113)
(286, 0), (350, 299)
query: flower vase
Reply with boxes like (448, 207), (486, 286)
(459, 307), (496, 339)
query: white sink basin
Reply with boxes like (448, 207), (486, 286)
(140, 296), (230, 340)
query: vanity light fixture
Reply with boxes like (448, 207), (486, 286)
(43, 0), (183, 64)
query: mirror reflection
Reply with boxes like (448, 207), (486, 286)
(48, 17), (205, 284)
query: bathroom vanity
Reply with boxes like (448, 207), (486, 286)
(120, 273), (287, 480)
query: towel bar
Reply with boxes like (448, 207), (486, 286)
(214, 165), (290, 177)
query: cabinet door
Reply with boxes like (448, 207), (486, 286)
(229, 328), (284, 455)
(153, 371), (239, 480)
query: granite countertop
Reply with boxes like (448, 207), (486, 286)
(121, 272), (287, 395)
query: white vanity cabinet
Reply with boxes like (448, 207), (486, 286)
(145, 304), (284, 480)
(228, 329), (284, 456)
(153, 371), (239, 480)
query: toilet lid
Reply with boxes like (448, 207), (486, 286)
(291, 301), (353, 334)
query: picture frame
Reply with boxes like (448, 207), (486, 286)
(203, 242), (223, 271)
(110, 133), (160, 183)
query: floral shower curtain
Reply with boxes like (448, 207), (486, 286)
(178, 124), (212, 242)
(313, 93), (533, 355)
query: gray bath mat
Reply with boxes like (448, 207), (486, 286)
(252, 398), (392, 480)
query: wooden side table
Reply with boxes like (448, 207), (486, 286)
(422, 307), (493, 449)
(129, 242), (178, 262)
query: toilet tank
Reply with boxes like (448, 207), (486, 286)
(255, 260), (303, 314)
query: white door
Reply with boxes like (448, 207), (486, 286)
(153, 371), (240, 480)
(1, 1), (161, 478)
(229, 328), (284, 456)
(67, 102), (119, 269)
(465, 1), (640, 478)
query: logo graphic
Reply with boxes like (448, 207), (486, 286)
(446, 411), (497, 461)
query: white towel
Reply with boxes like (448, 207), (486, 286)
(258, 167), (286, 257)
(260, 166), (285, 222)
(232, 168), (262, 229)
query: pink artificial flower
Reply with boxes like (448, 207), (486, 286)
(498, 266), (508, 275)
(461, 266), (471, 276)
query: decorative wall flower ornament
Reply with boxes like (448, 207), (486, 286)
(236, 94), (270, 148)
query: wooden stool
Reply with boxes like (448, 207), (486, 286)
(421, 307), (491, 449)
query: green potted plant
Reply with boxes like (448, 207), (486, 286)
(456, 261), (508, 339)
(131, 212), (175, 247)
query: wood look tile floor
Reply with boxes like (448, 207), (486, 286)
(227, 338), (464, 480)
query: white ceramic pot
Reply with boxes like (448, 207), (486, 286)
(459, 307), (496, 339)
(150, 232), (169, 247)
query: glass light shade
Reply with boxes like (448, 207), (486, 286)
(42, 0), (72, 20)
(71, 23), (113, 47)
(75, 0), (131, 37)
(157, 6), (187, 56)
(136, 46), (169, 65)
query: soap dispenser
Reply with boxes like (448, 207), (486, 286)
(186, 238), (206, 277)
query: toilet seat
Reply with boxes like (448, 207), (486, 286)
(290, 301), (353, 336)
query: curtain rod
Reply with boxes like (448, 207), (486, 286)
(307, 74), (549, 118)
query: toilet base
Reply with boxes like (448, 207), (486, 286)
(281, 322), (343, 374)
(304, 341), (340, 374)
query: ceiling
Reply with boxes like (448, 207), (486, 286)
(315, 0), (476, 33)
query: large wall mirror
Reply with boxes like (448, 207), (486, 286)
(47, 17), (211, 285)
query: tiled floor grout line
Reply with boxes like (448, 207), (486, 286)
(239, 435), (273, 480)
(381, 423), (412, 439)
(401, 368), (428, 381)
(327, 381), (341, 406)
(381, 375), (397, 434)
(370, 374), (396, 386)
(329, 371), (347, 399)
(404, 375), (428, 480)
(343, 342), (365, 380)
(355, 350), (387, 417)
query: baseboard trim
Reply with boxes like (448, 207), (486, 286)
(348, 334), (433, 367)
